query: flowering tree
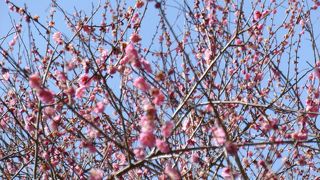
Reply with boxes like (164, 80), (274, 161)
(1, 0), (320, 179)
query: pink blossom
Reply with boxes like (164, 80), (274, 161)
(24, 122), (35, 132)
(306, 100), (319, 118)
(56, 71), (67, 82)
(83, 25), (93, 34)
(153, 91), (165, 106)
(314, 67), (320, 79)
(78, 73), (91, 87)
(29, 73), (42, 89)
(66, 86), (75, 97)
(115, 153), (127, 165)
(262, 10), (270, 17)
(139, 116), (155, 132)
(141, 59), (152, 73)
(8, 35), (17, 48)
(2, 71), (9, 81)
(44, 106), (55, 117)
(131, 58), (142, 68)
(143, 103), (156, 113)
(89, 168), (104, 180)
(108, 66), (117, 74)
(88, 127), (99, 139)
(37, 88), (54, 104)
(204, 49), (212, 64)
(51, 121), (59, 131)
(221, 167), (233, 180)
(133, 77), (150, 91)
(74, 165), (84, 176)
(156, 139), (170, 153)
(130, 32), (141, 43)
(120, 56), (130, 65)
(136, 0), (144, 8)
(42, 152), (50, 160)
(235, 39), (242, 45)
(191, 153), (200, 163)
(75, 86), (86, 99)
(134, 148), (145, 160)
(292, 131), (308, 140)
(87, 143), (97, 153)
(139, 131), (156, 147)
(212, 127), (226, 145)
(254, 10), (262, 20)
(94, 102), (105, 114)
(161, 121), (174, 138)
(225, 141), (238, 155)
(125, 43), (138, 62)
(164, 165), (181, 180)
(52, 32), (63, 44)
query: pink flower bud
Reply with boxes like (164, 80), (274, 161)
(254, 10), (262, 20)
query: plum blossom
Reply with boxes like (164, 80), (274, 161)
(221, 167), (241, 180)
(306, 99), (319, 118)
(153, 91), (165, 106)
(29, 73), (42, 89)
(133, 77), (150, 91)
(52, 32), (63, 44)
(314, 67), (320, 79)
(164, 165), (181, 180)
(254, 10), (262, 20)
(56, 71), (67, 82)
(136, 0), (144, 8)
(130, 32), (141, 43)
(24, 121), (35, 132)
(221, 167), (232, 179)
(125, 43), (138, 62)
(75, 86), (86, 99)
(94, 102), (105, 114)
(37, 88), (54, 104)
(156, 139), (170, 153)
(89, 168), (104, 180)
(139, 115), (155, 132)
(78, 73), (91, 87)
(161, 121), (174, 138)
(134, 148), (145, 160)
(191, 153), (200, 163)
(225, 141), (238, 155)
(2, 68), (10, 81)
(212, 127), (226, 145)
(139, 131), (156, 147)
(141, 59), (152, 73)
